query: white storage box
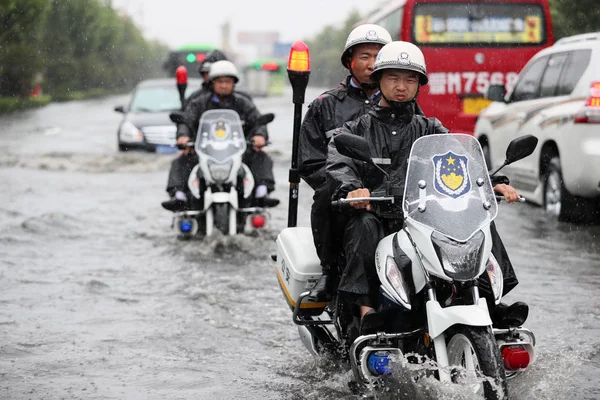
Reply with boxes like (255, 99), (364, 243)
(276, 227), (326, 313)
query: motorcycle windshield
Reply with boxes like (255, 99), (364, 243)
(195, 109), (247, 163)
(403, 134), (497, 242)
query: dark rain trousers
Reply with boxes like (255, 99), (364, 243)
(310, 180), (349, 278)
(166, 149), (275, 197)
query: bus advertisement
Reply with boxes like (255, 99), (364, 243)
(364, 0), (554, 134)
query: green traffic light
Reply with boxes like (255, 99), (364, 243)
(186, 53), (196, 63)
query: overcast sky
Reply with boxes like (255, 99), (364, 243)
(111, 0), (378, 49)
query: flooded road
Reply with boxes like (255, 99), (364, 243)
(1, 89), (599, 399)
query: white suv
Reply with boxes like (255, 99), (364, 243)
(476, 32), (600, 223)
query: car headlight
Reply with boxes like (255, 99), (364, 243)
(385, 256), (411, 309)
(432, 230), (485, 281)
(486, 254), (504, 305)
(207, 160), (232, 182)
(119, 121), (143, 142)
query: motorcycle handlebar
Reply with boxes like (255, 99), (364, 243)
(176, 141), (195, 150)
(177, 139), (271, 150)
(331, 196), (395, 211)
(496, 196), (526, 203)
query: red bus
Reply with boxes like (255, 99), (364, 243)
(363, 0), (554, 134)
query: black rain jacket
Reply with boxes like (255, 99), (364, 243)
(176, 90), (267, 141)
(326, 102), (448, 204)
(298, 75), (381, 190)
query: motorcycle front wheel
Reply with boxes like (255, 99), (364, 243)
(446, 326), (508, 400)
(213, 204), (230, 235)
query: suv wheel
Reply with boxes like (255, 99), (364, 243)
(544, 156), (596, 223)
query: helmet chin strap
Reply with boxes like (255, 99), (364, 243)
(348, 62), (378, 91)
(380, 87), (420, 109)
(360, 81), (379, 90)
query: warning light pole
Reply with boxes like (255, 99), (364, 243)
(176, 66), (188, 111)
(286, 42), (310, 228)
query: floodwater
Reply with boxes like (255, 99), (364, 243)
(0, 88), (599, 399)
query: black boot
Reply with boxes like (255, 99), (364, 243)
(360, 309), (384, 335)
(492, 301), (529, 328)
(307, 273), (335, 302)
(161, 198), (187, 212)
(256, 197), (280, 208)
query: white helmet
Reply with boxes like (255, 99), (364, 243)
(340, 24), (393, 68)
(371, 41), (428, 85)
(208, 60), (239, 83)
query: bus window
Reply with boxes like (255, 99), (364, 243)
(413, 3), (546, 46)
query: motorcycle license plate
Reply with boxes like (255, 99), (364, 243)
(155, 145), (178, 154)
(463, 97), (493, 115)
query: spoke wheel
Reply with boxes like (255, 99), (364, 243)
(544, 167), (562, 217)
(544, 156), (597, 223)
(446, 326), (507, 400)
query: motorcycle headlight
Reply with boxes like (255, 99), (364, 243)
(431, 230), (485, 281)
(119, 121), (143, 142)
(486, 254), (504, 305)
(207, 160), (232, 182)
(385, 256), (411, 309)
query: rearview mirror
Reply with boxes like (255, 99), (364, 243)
(505, 134), (538, 165)
(114, 105), (125, 113)
(486, 85), (506, 103)
(333, 133), (372, 163)
(169, 111), (185, 124)
(257, 113), (275, 125)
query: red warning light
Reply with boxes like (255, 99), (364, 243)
(176, 66), (188, 84)
(287, 41), (310, 72)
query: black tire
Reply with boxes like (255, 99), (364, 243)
(544, 156), (596, 223)
(213, 203), (229, 234)
(446, 326), (507, 400)
(118, 143), (128, 152)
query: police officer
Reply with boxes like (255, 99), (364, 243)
(298, 24), (393, 302)
(326, 41), (527, 333)
(185, 49), (228, 107)
(162, 60), (278, 211)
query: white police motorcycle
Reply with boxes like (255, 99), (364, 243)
(171, 109), (273, 237)
(275, 133), (538, 399)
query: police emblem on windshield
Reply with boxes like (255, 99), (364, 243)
(433, 152), (471, 199)
(214, 121), (227, 139)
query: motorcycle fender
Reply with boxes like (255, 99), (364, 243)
(210, 192), (231, 204)
(427, 298), (492, 339)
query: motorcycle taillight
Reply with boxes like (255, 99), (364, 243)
(251, 215), (265, 228)
(502, 346), (530, 370)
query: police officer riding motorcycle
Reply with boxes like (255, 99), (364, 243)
(162, 60), (279, 213)
(299, 24), (393, 302)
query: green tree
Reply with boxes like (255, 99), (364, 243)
(0, 0), (48, 96)
(550, 0), (600, 39)
(41, 0), (168, 97)
(306, 10), (364, 88)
